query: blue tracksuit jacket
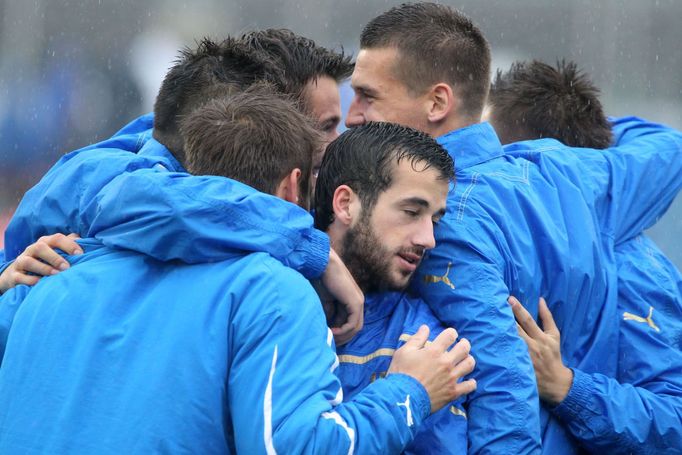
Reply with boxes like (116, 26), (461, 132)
(525, 124), (682, 454)
(414, 117), (682, 454)
(1, 114), (329, 280)
(0, 240), (431, 453)
(336, 292), (468, 454)
(617, 235), (682, 352)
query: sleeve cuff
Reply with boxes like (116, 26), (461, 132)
(293, 228), (330, 280)
(550, 367), (593, 422)
(386, 373), (432, 425)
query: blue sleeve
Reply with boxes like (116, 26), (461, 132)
(0, 251), (10, 285)
(552, 362), (682, 454)
(0, 285), (31, 362)
(550, 237), (682, 453)
(415, 222), (541, 455)
(404, 404), (468, 455)
(564, 116), (682, 243)
(230, 265), (430, 454)
(3, 146), (167, 261)
(84, 168), (329, 280)
(4, 139), (329, 279)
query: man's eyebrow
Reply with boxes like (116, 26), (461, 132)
(352, 83), (378, 97)
(400, 197), (430, 208)
(320, 114), (340, 125)
(401, 197), (446, 218)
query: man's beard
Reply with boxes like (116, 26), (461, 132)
(341, 212), (416, 294)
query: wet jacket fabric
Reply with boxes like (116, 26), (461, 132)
(0, 240), (430, 453)
(414, 117), (682, 454)
(336, 292), (467, 454)
(617, 237), (682, 354)
(1, 114), (329, 280)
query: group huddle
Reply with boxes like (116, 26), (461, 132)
(0, 2), (680, 454)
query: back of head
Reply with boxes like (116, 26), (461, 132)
(153, 37), (288, 165)
(239, 29), (353, 111)
(154, 32), (352, 164)
(181, 85), (321, 209)
(360, 2), (491, 121)
(314, 122), (454, 231)
(488, 59), (613, 148)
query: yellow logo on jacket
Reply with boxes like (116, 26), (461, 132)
(423, 262), (455, 290)
(623, 306), (660, 332)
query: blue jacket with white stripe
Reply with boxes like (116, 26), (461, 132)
(336, 292), (468, 454)
(0, 239), (430, 453)
(1, 114), (329, 280)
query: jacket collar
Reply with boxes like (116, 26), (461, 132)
(437, 122), (505, 170)
(137, 137), (185, 173)
(364, 292), (405, 323)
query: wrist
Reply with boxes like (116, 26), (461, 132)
(542, 366), (574, 406)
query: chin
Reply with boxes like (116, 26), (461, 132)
(389, 273), (413, 291)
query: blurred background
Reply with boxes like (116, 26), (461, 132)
(1, 0), (680, 266)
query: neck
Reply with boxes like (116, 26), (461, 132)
(430, 113), (480, 138)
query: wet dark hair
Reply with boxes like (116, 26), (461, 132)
(153, 37), (286, 165)
(154, 31), (352, 166)
(239, 28), (353, 107)
(488, 59), (612, 148)
(181, 84), (321, 209)
(360, 2), (491, 121)
(314, 122), (454, 231)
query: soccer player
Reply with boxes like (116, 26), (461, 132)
(0, 87), (474, 453)
(344, 3), (682, 453)
(488, 59), (682, 452)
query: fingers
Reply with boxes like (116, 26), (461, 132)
(508, 296), (543, 339)
(14, 255), (61, 277)
(24, 243), (69, 273)
(41, 233), (83, 255)
(331, 308), (363, 347)
(455, 378), (477, 396)
(404, 324), (430, 349)
(451, 352), (476, 379)
(11, 271), (41, 287)
(444, 337), (470, 365)
(538, 297), (559, 336)
(430, 327), (457, 352)
(515, 322), (533, 345)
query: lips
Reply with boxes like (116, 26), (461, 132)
(397, 251), (423, 272)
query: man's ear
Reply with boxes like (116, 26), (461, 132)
(426, 82), (456, 123)
(276, 168), (302, 205)
(332, 184), (360, 226)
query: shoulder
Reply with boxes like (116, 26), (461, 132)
(226, 253), (318, 305)
(399, 294), (446, 340)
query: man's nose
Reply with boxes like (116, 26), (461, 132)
(414, 218), (436, 250)
(345, 97), (366, 128)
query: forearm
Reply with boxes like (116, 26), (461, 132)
(294, 374), (430, 454)
(0, 285), (31, 362)
(601, 116), (682, 241)
(417, 246), (541, 454)
(552, 368), (682, 454)
(88, 170), (330, 279)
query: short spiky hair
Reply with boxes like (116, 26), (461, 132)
(314, 122), (454, 231)
(360, 2), (490, 120)
(153, 37), (286, 165)
(488, 60), (613, 148)
(239, 29), (354, 105)
(181, 84), (321, 210)
(154, 31), (351, 166)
